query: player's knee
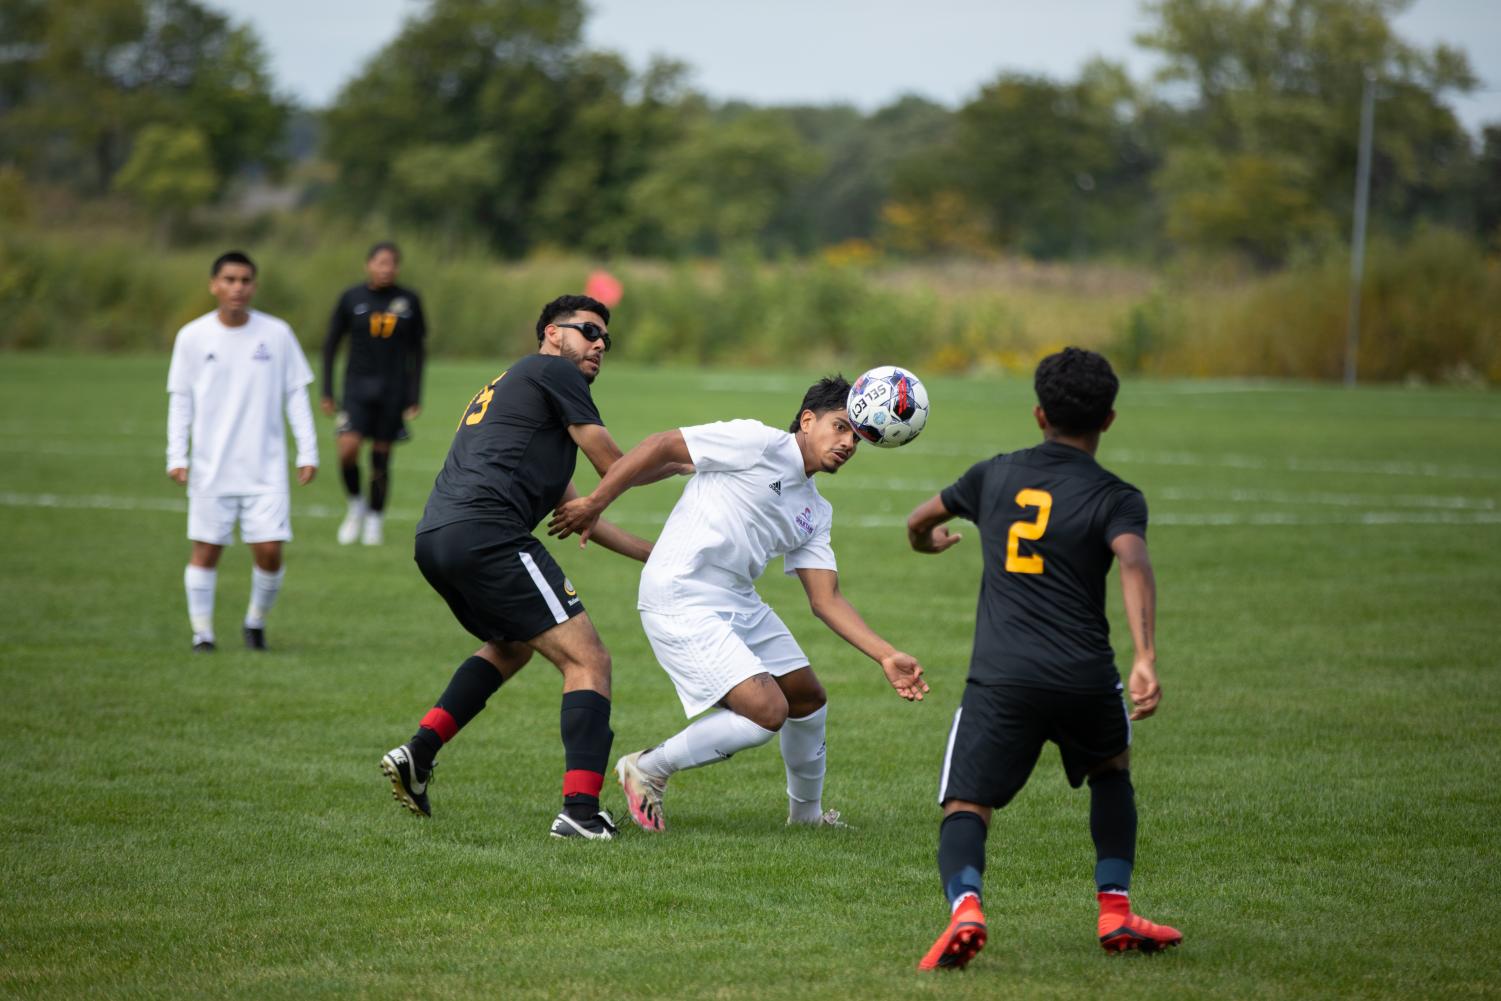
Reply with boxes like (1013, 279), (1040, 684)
(787, 680), (827, 719)
(744, 689), (790, 731)
(1087, 765), (1132, 789)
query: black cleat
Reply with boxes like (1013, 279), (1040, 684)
(192, 639), (216, 653)
(380, 744), (432, 817)
(243, 626), (267, 650)
(549, 809), (618, 840)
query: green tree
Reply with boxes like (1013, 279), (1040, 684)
(626, 110), (821, 254)
(0, 0), (286, 195)
(1139, 0), (1477, 262)
(112, 123), (218, 225)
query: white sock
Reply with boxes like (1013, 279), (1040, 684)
(638, 710), (777, 777)
(780, 704), (828, 823)
(346, 496), (365, 517)
(184, 565), (216, 642)
(244, 566), (285, 628)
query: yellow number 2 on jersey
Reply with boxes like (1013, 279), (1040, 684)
(1005, 488), (1053, 574)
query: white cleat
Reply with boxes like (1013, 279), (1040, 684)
(615, 750), (668, 832)
(337, 505), (363, 545)
(789, 808), (850, 829)
(360, 515), (384, 546)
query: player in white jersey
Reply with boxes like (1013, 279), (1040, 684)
(548, 375), (929, 831)
(166, 251), (319, 652)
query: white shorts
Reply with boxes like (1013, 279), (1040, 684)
(187, 493), (292, 546)
(639, 604), (809, 718)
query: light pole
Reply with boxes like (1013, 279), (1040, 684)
(1344, 68), (1377, 387)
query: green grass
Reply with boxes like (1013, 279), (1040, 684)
(1, 354), (1498, 1000)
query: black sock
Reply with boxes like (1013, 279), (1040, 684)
(1088, 768), (1136, 892)
(408, 656), (504, 770)
(369, 449), (390, 513)
(341, 461), (360, 498)
(560, 689), (613, 820)
(938, 810), (988, 906)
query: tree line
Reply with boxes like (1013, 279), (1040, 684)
(2, 0), (1497, 267)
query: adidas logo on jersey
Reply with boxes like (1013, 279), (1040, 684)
(769, 480), (782, 495)
(205, 353), (216, 363)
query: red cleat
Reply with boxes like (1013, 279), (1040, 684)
(1097, 893), (1182, 954)
(918, 896), (987, 970)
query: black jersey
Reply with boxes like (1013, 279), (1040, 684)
(940, 440), (1148, 693)
(322, 283), (427, 405)
(417, 354), (603, 535)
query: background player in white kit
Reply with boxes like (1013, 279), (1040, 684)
(166, 251), (319, 651)
(549, 376), (929, 831)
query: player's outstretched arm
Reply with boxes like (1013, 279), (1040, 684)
(553, 482), (653, 562)
(1111, 532), (1161, 720)
(795, 568), (930, 702)
(550, 429), (692, 545)
(906, 495), (964, 554)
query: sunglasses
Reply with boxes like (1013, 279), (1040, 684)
(554, 321), (612, 352)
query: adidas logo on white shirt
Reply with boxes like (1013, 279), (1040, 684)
(769, 480), (782, 495)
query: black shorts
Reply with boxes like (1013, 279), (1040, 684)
(337, 377), (406, 442)
(414, 522), (585, 645)
(937, 682), (1131, 808)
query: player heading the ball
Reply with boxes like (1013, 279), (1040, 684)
(549, 375), (929, 835)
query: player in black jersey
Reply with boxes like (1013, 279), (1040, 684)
(321, 242), (427, 546)
(380, 294), (682, 840)
(908, 347), (1181, 969)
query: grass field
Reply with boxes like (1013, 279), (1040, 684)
(2, 354), (1498, 1000)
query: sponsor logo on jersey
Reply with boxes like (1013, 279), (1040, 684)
(795, 507), (815, 535)
(252, 343), (272, 362)
(769, 480), (782, 495)
(388, 297), (410, 316)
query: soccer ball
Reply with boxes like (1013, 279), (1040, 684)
(847, 365), (929, 448)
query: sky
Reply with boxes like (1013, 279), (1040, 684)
(204, 0), (1501, 134)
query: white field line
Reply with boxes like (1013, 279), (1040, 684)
(3, 491), (1500, 529)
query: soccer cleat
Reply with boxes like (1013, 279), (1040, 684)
(788, 808), (850, 828)
(192, 638), (216, 653)
(549, 809), (618, 840)
(380, 744), (432, 817)
(243, 625), (267, 650)
(360, 515), (384, 546)
(337, 506), (363, 545)
(918, 895), (987, 971)
(1097, 894), (1182, 954)
(615, 750), (667, 832)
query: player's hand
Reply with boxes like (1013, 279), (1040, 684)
(403, 405), (421, 421)
(168, 467), (188, 486)
(915, 525), (963, 553)
(1128, 657), (1161, 720)
(297, 465), (317, 485)
(548, 494), (603, 546)
(320, 396), (336, 416)
(880, 651), (930, 702)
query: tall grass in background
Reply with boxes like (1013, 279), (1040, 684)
(2, 222), (1496, 383)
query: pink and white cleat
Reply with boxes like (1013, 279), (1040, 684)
(615, 750), (668, 832)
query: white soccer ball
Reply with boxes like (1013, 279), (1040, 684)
(847, 365), (929, 448)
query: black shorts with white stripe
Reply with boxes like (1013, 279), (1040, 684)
(414, 521), (585, 645)
(937, 681), (1131, 809)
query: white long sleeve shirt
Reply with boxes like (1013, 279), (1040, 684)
(165, 309), (318, 497)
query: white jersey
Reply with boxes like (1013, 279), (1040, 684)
(638, 419), (838, 615)
(166, 309), (317, 497)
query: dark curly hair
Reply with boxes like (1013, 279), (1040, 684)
(536, 295), (611, 342)
(1034, 347), (1119, 434)
(789, 374), (851, 432)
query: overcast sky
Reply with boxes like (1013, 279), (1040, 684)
(204, 0), (1501, 134)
